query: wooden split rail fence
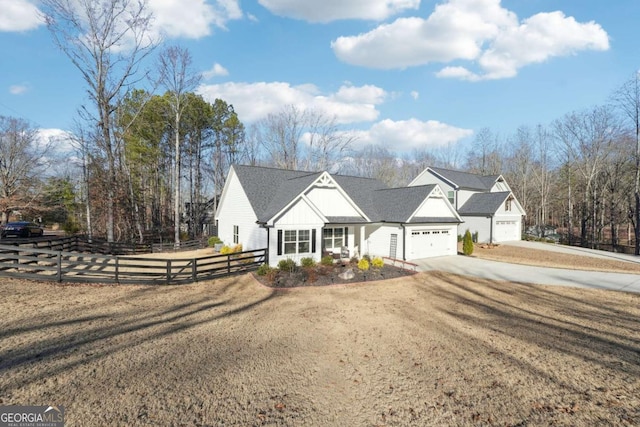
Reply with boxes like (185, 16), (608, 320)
(0, 236), (267, 285)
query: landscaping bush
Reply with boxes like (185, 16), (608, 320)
(463, 229), (474, 256)
(221, 244), (243, 255)
(371, 257), (384, 269)
(207, 236), (223, 247)
(278, 258), (297, 273)
(321, 255), (334, 266)
(362, 254), (371, 263)
(256, 263), (273, 276)
(358, 258), (370, 271)
(300, 257), (316, 268)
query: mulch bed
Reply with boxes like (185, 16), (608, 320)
(254, 262), (416, 288)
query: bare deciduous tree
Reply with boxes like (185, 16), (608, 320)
(257, 105), (356, 172)
(553, 106), (622, 247)
(41, 0), (157, 242)
(611, 72), (640, 254)
(0, 116), (52, 223)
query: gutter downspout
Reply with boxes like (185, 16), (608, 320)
(401, 224), (406, 261)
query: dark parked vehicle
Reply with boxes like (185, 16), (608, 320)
(0, 221), (45, 238)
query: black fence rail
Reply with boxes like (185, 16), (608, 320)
(0, 235), (208, 255)
(0, 243), (267, 285)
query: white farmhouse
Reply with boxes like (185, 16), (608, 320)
(215, 165), (462, 266)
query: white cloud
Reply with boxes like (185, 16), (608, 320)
(0, 0), (43, 32)
(410, 91), (419, 100)
(352, 118), (473, 151)
(37, 128), (76, 154)
(202, 63), (229, 79)
(197, 81), (386, 124)
(332, 0), (609, 80)
(9, 84), (29, 95)
(258, 0), (419, 23)
(149, 0), (243, 38)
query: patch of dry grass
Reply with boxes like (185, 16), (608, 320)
(471, 244), (640, 274)
(1, 273), (638, 426)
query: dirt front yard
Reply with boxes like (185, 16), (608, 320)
(1, 271), (639, 426)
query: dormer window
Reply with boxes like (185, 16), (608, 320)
(447, 191), (455, 205)
(505, 197), (512, 212)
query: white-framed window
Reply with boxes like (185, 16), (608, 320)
(233, 225), (239, 244)
(505, 198), (512, 212)
(284, 230), (311, 255)
(323, 227), (344, 251)
(447, 190), (455, 205)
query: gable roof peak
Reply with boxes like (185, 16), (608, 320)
(428, 166), (502, 191)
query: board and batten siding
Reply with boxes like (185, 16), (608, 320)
(413, 195), (455, 218)
(216, 171), (266, 250)
(305, 187), (361, 217)
(269, 197), (325, 266)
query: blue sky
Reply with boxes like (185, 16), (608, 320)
(1, 0), (638, 154)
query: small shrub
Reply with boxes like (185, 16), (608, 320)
(256, 263), (273, 276)
(362, 254), (371, 263)
(321, 255), (334, 266)
(300, 257), (316, 268)
(63, 220), (80, 235)
(232, 244), (243, 253)
(457, 234), (463, 242)
(472, 231), (479, 243)
(462, 229), (474, 256)
(358, 258), (370, 271)
(350, 256), (359, 264)
(278, 258), (297, 273)
(265, 268), (278, 285)
(371, 256), (384, 269)
(219, 245), (233, 255)
(207, 236), (223, 247)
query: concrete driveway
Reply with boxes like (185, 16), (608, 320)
(415, 245), (640, 294)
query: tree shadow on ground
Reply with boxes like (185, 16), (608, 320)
(0, 274), (276, 395)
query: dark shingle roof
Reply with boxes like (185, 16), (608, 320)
(232, 165), (461, 224)
(332, 174), (388, 220)
(232, 165), (317, 222)
(372, 185), (437, 223)
(458, 192), (511, 215)
(429, 166), (500, 191)
(325, 216), (368, 223)
(410, 217), (461, 224)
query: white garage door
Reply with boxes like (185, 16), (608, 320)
(495, 220), (520, 242)
(410, 229), (452, 259)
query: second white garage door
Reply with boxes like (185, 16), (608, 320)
(410, 229), (453, 259)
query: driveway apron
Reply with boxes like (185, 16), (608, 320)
(415, 255), (640, 294)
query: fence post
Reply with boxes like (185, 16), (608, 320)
(192, 258), (197, 282)
(227, 254), (231, 275)
(56, 252), (62, 282)
(115, 256), (119, 284)
(166, 259), (172, 285)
